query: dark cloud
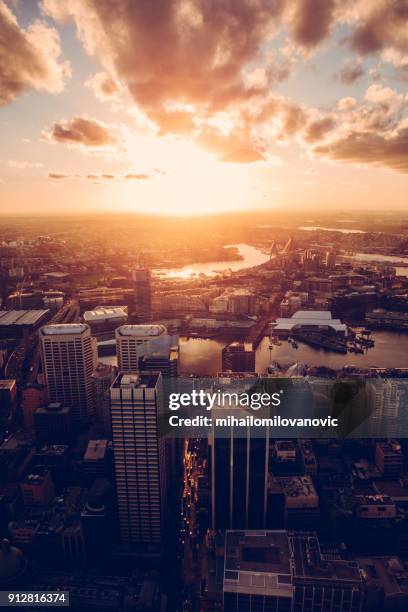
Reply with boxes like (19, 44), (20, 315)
(286, 0), (335, 48)
(0, 1), (69, 107)
(49, 171), (153, 181)
(48, 172), (69, 179)
(302, 116), (336, 143)
(314, 128), (408, 173)
(42, 0), (287, 127)
(337, 63), (365, 84)
(350, 0), (408, 55)
(45, 116), (118, 147)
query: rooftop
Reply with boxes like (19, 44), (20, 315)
(83, 307), (127, 322)
(0, 380), (16, 391)
(290, 534), (362, 583)
(274, 310), (347, 334)
(84, 440), (109, 462)
(111, 372), (161, 389)
(276, 476), (318, 501)
(0, 310), (49, 327)
(225, 530), (292, 575)
(41, 323), (89, 336)
(22, 467), (50, 486)
(116, 324), (167, 337)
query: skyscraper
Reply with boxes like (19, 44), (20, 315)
(115, 324), (177, 373)
(221, 342), (255, 373)
(39, 324), (97, 422)
(211, 429), (269, 530)
(223, 530), (363, 612)
(132, 265), (152, 322)
(110, 372), (166, 556)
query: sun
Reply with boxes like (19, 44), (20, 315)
(119, 134), (255, 215)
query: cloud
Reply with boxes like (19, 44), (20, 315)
(285, 0), (335, 49)
(85, 71), (122, 101)
(48, 172), (69, 179)
(337, 96), (357, 111)
(41, 0), (287, 129)
(196, 126), (266, 163)
(124, 173), (150, 180)
(0, 1), (70, 107)
(43, 116), (118, 148)
(48, 171), (153, 181)
(8, 160), (43, 169)
(313, 128), (408, 173)
(302, 116), (336, 143)
(349, 0), (408, 56)
(152, 109), (196, 135)
(337, 62), (365, 84)
(39, 0), (408, 176)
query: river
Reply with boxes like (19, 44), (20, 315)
(350, 252), (408, 277)
(178, 332), (408, 375)
(155, 243), (269, 278)
(101, 331), (408, 375)
(299, 226), (367, 234)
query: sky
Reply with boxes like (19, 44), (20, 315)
(0, 0), (407, 215)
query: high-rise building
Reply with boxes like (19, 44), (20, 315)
(138, 349), (179, 377)
(40, 324), (97, 422)
(221, 342), (255, 373)
(91, 363), (116, 435)
(375, 440), (403, 479)
(290, 532), (363, 612)
(0, 380), (17, 429)
(115, 324), (177, 373)
(132, 266), (152, 322)
(21, 384), (46, 430)
(223, 530), (363, 612)
(223, 530), (294, 612)
(367, 379), (400, 437)
(20, 467), (55, 508)
(211, 430), (269, 530)
(110, 372), (166, 556)
(34, 402), (72, 445)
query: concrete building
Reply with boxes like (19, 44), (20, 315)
(34, 402), (71, 445)
(0, 380), (17, 428)
(375, 440), (403, 479)
(40, 324), (97, 422)
(367, 380), (400, 438)
(110, 372), (165, 556)
(0, 310), (50, 341)
(273, 476), (320, 529)
(20, 467), (54, 508)
(21, 384), (46, 430)
(273, 310), (347, 337)
(222, 342), (255, 373)
(223, 530), (294, 612)
(132, 267), (152, 322)
(83, 307), (127, 333)
(290, 532), (363, 612)
(115, 324), (177, 373)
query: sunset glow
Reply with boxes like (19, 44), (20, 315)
(0, 0), (407, 214)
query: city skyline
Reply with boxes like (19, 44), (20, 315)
(0, 0), (407, 215)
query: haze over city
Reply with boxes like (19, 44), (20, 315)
(0, 0), (407, 215)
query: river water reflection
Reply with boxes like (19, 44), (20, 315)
(178, 331), (408, 375)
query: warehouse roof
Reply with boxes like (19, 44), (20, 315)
(0, 310), (49, 327)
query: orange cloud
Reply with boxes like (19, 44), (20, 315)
(314, 128), (408, 173)
(0, 1), (69, 107)
(44, 116), (118, 148)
